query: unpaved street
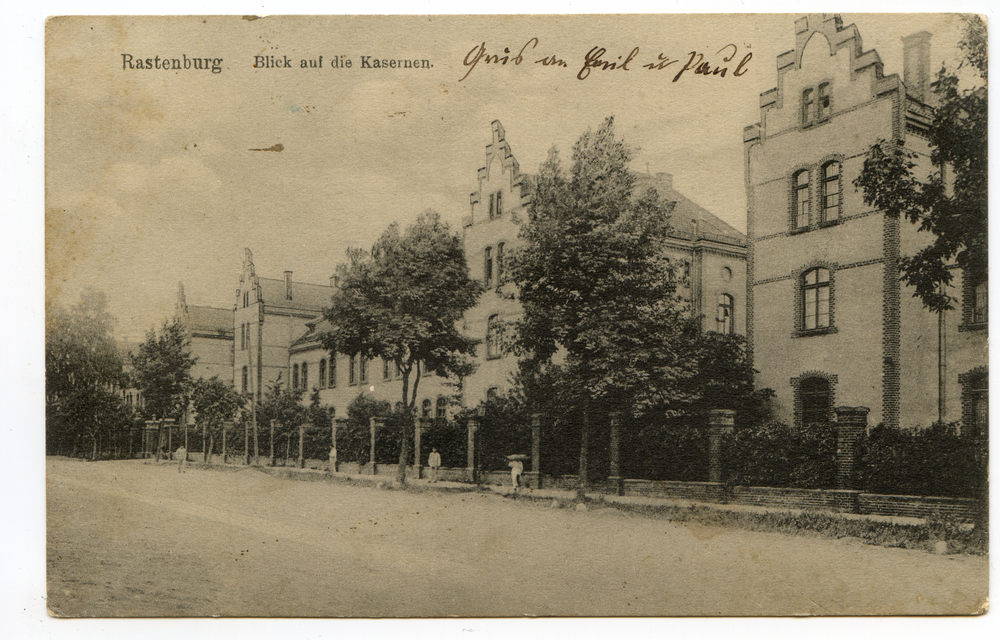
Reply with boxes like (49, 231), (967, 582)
(46, 458), (986, 617)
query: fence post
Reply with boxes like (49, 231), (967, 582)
(414, 418), (427, 480)
(608, 412), (624, 496)
(834, 406), (869, 514)
(368, 417), (379, 474)
(467, 415), (480, 483)
(525, 414), (542, 490)
(707, 409), (736, 502)
(298, 422), (307, 469)
(269, 420), (277, 467)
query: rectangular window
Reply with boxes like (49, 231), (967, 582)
(818, 82), (832, 120)
(803, 268), (831, 330)
(301, 362), (308, 390)
(496, 190), (503, 216)
(974, 280), (988, 324)
(330, 358), (337, 388)
(802, 88), (815, 126)
(359, 357), (368, 384)
(795, 171), (811, 228)
(489, 193), (495, 219)
(716, 294), (734, 334)
(349, 355), (357, 385)
(484, 247), (493, 286)
(383, 358), (391, 381)
(822, 162), (840, 221)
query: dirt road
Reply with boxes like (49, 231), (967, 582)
(46, 457), (986, 617)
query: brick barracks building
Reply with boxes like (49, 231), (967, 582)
(744, 14), (987, 431)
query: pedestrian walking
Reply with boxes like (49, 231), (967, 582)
(328, 446), (337, 474)
(176, 445), (188, 473)
(509, 458), (523, 490)
(428, 448), (441, 483)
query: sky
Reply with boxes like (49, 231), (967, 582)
(44, 13), (969, 342)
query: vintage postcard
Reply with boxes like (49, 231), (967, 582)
(44, 13), (988, 618)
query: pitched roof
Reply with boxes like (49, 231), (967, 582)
(187, 305), (233, 335)
(258, 278), (333, 312)
(291, 316), (333, 349)
(633, 172), (747, 246)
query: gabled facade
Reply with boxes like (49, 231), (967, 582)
(242, 120), (748, 422)
(233, 249), (333, 400)
(744, 14), (987, 430)
(174, 282), (234, 385)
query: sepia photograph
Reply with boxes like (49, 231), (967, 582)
(38, 9), (988, 622)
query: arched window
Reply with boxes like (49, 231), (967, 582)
(802, 268), (831, 330)
(349, 355), (357, 385)
(716, 294), (734, 334)
(818, 82), (832, 120)
(329, 357), (337, 388)
(489, 193), (496, 219)
(799, 377), (832, 425)
(422, 399), (432, 418)
(794, 170), (811, 228)
(301, 362), (308, 390)
(359, 357), (368, 384)
(436, 396), (447, 419)
(319, 359), (327, 388)
(242, 366), (248, 393)
(821, 161), (840, 222)
(292, 364), (299, 390)
(240, 323), (245, 350)
(486, 314), (501, 359)
(484, 247), (493, 286)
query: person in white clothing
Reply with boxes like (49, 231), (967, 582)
(428, 448), (442, 483)
(509, 459), (523, 489)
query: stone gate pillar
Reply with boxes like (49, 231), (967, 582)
(414, 417), (429, 479)
(522, 414), (542, 490)
(707, 409), (736, 502)
(466, 415), (480, 483)
(368, 417), (378, 473)
(834, 406), (869, 513)
(608, 412), (624, 496)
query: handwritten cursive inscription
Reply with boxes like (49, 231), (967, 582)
(460, 38), (539, 82)
(457, 38), (752, 83)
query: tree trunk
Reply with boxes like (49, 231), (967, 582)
(577, 404), (589, 500)
(91, 434), (98, 461)
(395, 417), (412, 484)
(206, 435), (214, 464)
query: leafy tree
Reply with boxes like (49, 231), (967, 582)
(854, 14), (987, 539)
(508, 116), (717, 496)
(131, 318), (197, 459)
(854, 15), (986, 312)
(45, 289), (126, 457)
(322, 211), (482, 484)
(192, 376), (243, 462)
(257, 377), (306, 465)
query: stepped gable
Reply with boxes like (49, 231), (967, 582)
(468, 120), (531, 222)
(756, 13), (898, 114)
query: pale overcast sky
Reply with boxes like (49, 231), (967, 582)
(45, 13), (967, 341)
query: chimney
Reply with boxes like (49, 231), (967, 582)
(655, 172), (674, 189)
(284, 270), (293, 300)
(903, 31), (932, 102)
